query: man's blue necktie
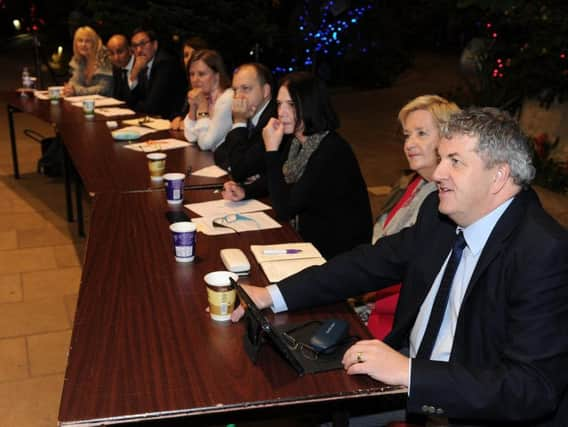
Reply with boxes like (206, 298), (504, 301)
(416, 231), (467, 359)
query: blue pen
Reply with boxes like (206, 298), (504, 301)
(263, 249), (302, 255)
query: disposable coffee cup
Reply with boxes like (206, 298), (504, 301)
(204, 271), (238, 321)
(147, 152), (166, 181)
(83, 99), (95, 117)
(163, 173), (185, 205)
(48, 86), (62, 103)
(169, 221), (196, 262)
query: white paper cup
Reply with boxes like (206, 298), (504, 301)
(169, 221), (196, 262)
(163, 173), (185, 204)
(147, 152), (166, 181)
(83, 99), (95, 116)
(204, 271), (238, 321)
(48, 86), (62, 103)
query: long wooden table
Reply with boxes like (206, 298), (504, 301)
(58, 190), (405, 426)
(3, 91), (224, 235)
(2, 90), (405, 426)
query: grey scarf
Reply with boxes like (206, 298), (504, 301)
(282, 131), (329, 184)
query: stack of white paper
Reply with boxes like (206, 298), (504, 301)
(250, 243), (326, 283)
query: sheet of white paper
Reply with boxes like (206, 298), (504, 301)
(123, 138), (190, 152)
(185, 198), (271, 218)
(64, 94), (104, 102)
(250, 243), (326, 283)
(258, 257), (327, 283)
(192, 211), (281, 235)
(122, 117), (171, 130)
(113, 125), (157, 137)
(142, 118), (171, 130)
(95, 107), (136, 117)
(71, 97), (124, 108)
(191, 165), (228, 178)
(33, 90), (50, 100)
(250, 242), (323, 263)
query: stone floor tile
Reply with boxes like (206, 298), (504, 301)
(18, 224), (75, 249)
(53, 244), (83, 268)
(27, 330), (71, 376)
(0, 374), (63, 427)
(0, 211), (49, 232)
(63, 294), (78, 325)
(0, 337), (28, 382)
(0, 247), (57, 275)
(0, 273), (22, 303)
(22, 267), (80, 300)
(0, 297), (69, 337)
(0, 197), (39, 214)
(0, 230), (18, 250)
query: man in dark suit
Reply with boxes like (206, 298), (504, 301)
(129, 27), (186, 119)
(214, 63), (277, 200)
(106, 34), (135, 104)
(233, 108), (568, 426)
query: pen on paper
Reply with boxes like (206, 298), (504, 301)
(263, 249), (302, 255)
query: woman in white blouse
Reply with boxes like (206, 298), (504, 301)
(183, 50), (233, 151)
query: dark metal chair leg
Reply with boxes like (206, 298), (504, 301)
(7, 105), (20, 179)
(62, 139), (74, 223)
(74, 169), (85, 238)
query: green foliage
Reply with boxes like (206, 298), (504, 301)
(457, 0), (568, 112)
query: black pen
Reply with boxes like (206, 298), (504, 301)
(184, 183), (224, 190)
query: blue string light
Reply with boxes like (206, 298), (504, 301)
(273, 1), (373, 73)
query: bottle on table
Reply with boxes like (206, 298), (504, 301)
(21, 67), (32, 96)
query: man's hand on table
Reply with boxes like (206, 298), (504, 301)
(230, 284), (273, 322)
(343, 339), (409, 387)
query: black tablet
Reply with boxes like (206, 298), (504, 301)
(233, 280), (305, 375)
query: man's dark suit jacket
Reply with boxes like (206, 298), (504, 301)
(130, 49), (187, 120)
(112, 63), (135, 105)
(213, 98), (277, 198)
(278, 188), (568, 426)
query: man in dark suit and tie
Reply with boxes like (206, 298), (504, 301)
(106, 34), (135, 104)
(232, 108), (568, 426)
(129, 27), (186, 119)
(214, 63), (278, 200)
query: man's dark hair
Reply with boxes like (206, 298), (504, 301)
(234, 63), (274, 92)
(280, 71), (339, 135)
(132, 27), (157, 42)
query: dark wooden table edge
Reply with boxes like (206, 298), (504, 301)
(58, 386), (407, 426)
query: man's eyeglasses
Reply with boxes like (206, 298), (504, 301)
(281, 322), (359, 361)
(132, 39), (151, 49)
(212, 213), (260, 234)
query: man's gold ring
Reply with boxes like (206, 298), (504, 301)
(356, 351), (364, 363)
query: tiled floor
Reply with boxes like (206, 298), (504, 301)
(0, 103), (84, 426)
(1, 51), (567, 427)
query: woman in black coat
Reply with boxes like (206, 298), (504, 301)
(262, 72), (372, 259)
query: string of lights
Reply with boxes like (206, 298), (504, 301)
(272, 1), (373, 75)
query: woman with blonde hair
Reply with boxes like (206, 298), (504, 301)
(62, 26), (113, 96)
(365, 94), (460, 339)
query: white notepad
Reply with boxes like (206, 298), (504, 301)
(250, 243), (326, 283)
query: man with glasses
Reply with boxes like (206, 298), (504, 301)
(129, 27), (186, 119)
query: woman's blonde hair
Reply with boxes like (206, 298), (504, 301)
(72, 26), (110, 69)
(398, 95), (460, 130)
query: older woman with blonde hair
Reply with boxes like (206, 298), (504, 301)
(62, 26), (113, 96)
(364, 94), (460, 339)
